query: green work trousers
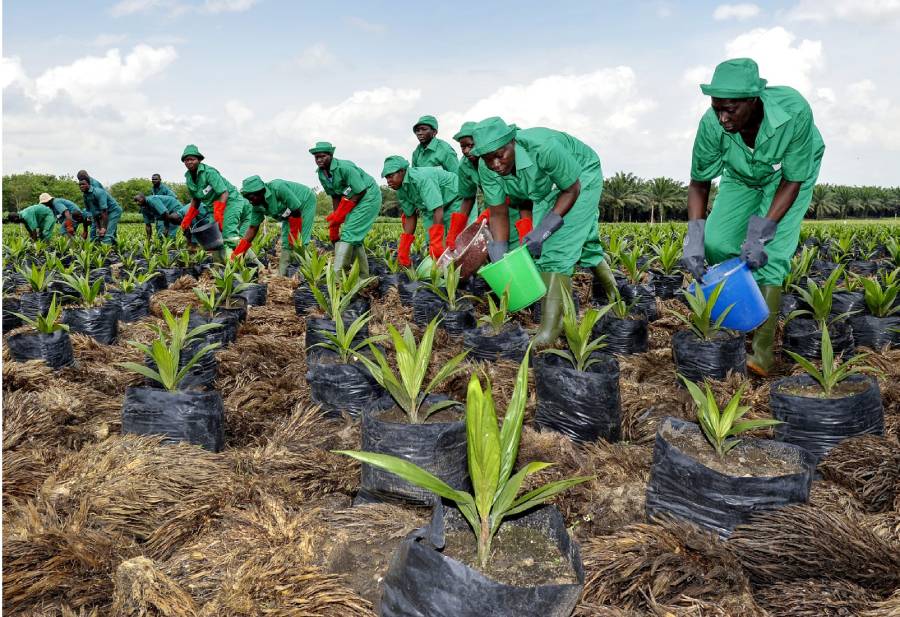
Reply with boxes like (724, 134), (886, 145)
(221, 196), (252, 251)
(533, 175), (604, 274)
(91, 209), (120, 244)
(340, 188), (381, 245)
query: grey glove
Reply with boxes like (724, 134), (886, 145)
(488, 240), (508, 263)
(740, 215), (777, 270)
(522, 211), (564, 258)
(680, 219), (706, 281)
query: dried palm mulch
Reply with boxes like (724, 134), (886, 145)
(818, 434), (900, 513)
(753, 578), (879, 617)
(866, 349), (900, 439)
(111, 557), (200, 617)
(861, 589), (900, 617)
(579, 516), (762, 614)
(729, 505), (900, 593)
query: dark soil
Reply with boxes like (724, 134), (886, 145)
(662, 421), (806, 477)
(442, 524), (578, 587)
(779, 379), (872, 399)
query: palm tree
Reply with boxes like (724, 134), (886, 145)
(601, 172), (646, 222)
(643, 177), (685, 223)
(832, 186), (856, 220)
(809, 184), (835, 219)
(855, 186), (881, 219)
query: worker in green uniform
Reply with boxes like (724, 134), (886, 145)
(39, 192), (91, 238)
(79, 177), (122, 244)
(472, 116), (617, 348)
(7, 204), (57, 241)
(76, 170), (104, 190)
(681, 58), (825, 376)
(381, 155), (462, 267)
(135, 193), (185, 239)
(411, 115), (459, 173)
(179, 144), (252, 262)
(151, 173), (178, 199)
(451, 121), (531, 249)
(310, 141), (381, 275)
(234, 175), (317, 275)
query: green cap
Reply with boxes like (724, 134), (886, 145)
(470, 117), (517, 156)
(413, 115), (438, 131)
(700, 58), (767, 98)
(308, 141), (336, 155)
(381, 155), (409, 177)
(452, 121), (477, 143)
(240, 175), (266, 195)
(181, 144), (204, 161)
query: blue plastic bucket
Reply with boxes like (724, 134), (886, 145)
(688, 257), (769, 331)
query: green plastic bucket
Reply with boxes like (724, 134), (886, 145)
(477, 246), (547, 311)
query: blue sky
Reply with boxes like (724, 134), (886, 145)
(3, 0), (899, 190)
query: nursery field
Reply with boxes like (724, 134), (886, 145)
(2, 220), (899, 616)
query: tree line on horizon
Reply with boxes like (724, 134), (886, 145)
(2, 171), (898, 222)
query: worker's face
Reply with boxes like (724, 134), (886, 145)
(314, 152), (332, 170)
(711, 97), (757, 133)
(482, 141), (516, 176)
(385, 169), (406, 190)
(134, 195), (146, 207)
(151, 174), (161, 187)
(72, 211), (84, 223)
(458, 136), (477, 164)
(78, 179), (90, 193)
(183, 156), (200, 173)
(246, 190), (265, 206)
(414, 124), (436, 145)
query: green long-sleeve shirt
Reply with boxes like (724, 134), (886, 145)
(20, 204), (57, 239)
(412, 137), (459, 172)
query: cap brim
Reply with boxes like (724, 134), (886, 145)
(700, 79), (766, 99)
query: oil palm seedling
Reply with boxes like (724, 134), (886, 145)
(542, 293), (611, 372)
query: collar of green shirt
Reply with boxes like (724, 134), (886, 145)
(514, 143), (534, 174)
(421, 138), (440, 153)
(729, 90), (790, 150)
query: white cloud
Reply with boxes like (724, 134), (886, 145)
(346, 16), (386, 35)
(225, 100), (254, 125)
(725, 27), (823, 95)
(1, 56), (29, 91)
(713, 3), (761, 20)
(110, 0), (259, 17)
(294, 44), (337, 70)
(787, 0), (900, 23)
(92, 33), (129, 47)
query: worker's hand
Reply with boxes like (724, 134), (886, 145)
(212, 200), (227, 229)
(446, 212), (468, 250)
(328, 221), (341, 243)
(521, 211), (563, 259)
(514, 218), (533, 245)
(680, 219), (707, 280)
(740, 215), (777, 271)
(98, 227), (107, 238)
(232, 238), (252, 260)
(287, 216), (303, 246)
(488, 240), (508, 263)
(326, 197), (356, 225)
(475, 209), (491, 225)
(181, 205), (199, 231)
(398, 232), (415, 268)
(81, 228), (88, 240)
(64, 219), (75, 235)
(428, 224), (445, 259)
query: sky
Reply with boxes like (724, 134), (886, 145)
(2, 0), (900, 191)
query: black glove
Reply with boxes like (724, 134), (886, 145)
(488, 240), (508, 263)
(680, 219), (706, 280)
(522, 211), (564, 258)
(740, 215), (777, 270)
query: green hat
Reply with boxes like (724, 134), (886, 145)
(240, 175), (266, 195)
(381, 155), (409, 177)
(700, 58), (767, 98)
(181, 144), (204, 161)
(413, 115), (438, 131)
(308, 141), (335, 155)
(452, 121), (477, 143)
(470, 117), (517, 156)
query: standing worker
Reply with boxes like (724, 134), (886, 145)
(411, 115), (459, 173)
(76, 170), (104, 190)
(680, 58), (825, 376)
(179, 144), (252, 262)
(135, 193), (186, 240)
(151, 173), (179, 199)
(310, 141), (381, 275)
(79, 177), (122, 244)
(381, 155), (462, 267)
(472, 116), (617, 348)
(39, 192), (91, 238)
(7, 203), (57, 241)
(234, 175), (317, 275)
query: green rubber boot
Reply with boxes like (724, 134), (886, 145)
(244, 247), (264, 270)
(592, 258), (618, 301)
(212, 248), (228, 264)
(354, 244), (370, 277)
(278, 249), (292, 276)
(333, 241), (354, 274)
(747, 285), (783, 377)
(533, 272), (571, 349)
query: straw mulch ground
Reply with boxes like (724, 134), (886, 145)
(3, 265), (899, 616)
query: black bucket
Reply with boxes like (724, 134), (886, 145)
(191, 220), (224, 250)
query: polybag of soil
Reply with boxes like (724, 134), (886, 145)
(645, 417), (816, 538)
(306, 356), (392, 418)
(237, 283), (268, 307)
(442, 305), (476, 337)
(593, 314), (649, 355)
(618, 282), (658, 321)
(293, 283), (322, 315)
(649, 271), (683, 299)
(159, 267), (187, 285)
(111, 288), (151, 322)
(218, 296), (248, 323)
(399, 280), (423, 306)
(121, 386), (225, 452)
(462, 324), (530, 362)
(305, 316), (370, 358)
(769, 375), (884, 463)
(146, 272), (168, 293)
(7, 329), (75, 368)
(188, 312), (239, 347)
(413, 289), (445, 326)
(358, 399), (467, 506)
(379, 273), (401, 297)
(783, 318), (853, 359)
(62, 302), (121, 344)
(848, 260), (878, 276)
(849, 315), (900, 349)
(534, 353), (621, 443)
(17, 291), (54, 320)
(830, 291), (866, 317)
(146, 337), (218, 391)
(3, 297), (23, 332)
(345, 296), (370, 321)
(380, 504), (584, 617)
(672, 330), (746, 383)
